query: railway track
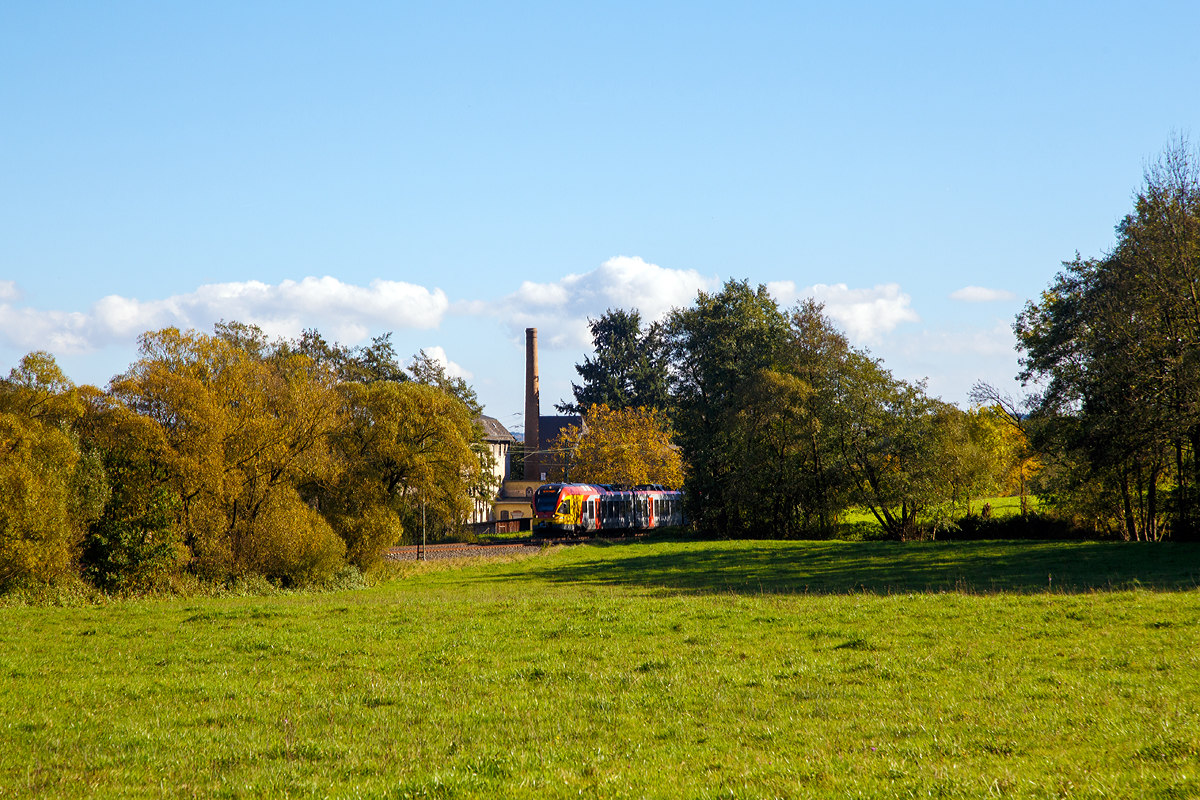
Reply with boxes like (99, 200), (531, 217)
(385, 532), (651, 561)
(385, 537), (580, 561)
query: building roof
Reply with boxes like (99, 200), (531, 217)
(538, 415), (583, 448)
(476, 415), (517, 443)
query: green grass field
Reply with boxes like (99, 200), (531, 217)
(839, 495), (1041, 528)
(2, 539), (1199, 798)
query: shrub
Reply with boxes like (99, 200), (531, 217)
(246, 490), (346, 587)
(939, 512), (1096, 541)
(332, 506), (403, 571)
(82, 482), (185, 592)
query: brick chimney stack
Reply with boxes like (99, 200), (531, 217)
(524, 327), (540, 482)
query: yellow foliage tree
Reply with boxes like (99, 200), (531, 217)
(109, 327), (346, 583)
(329, 381), (484, 561)
(554, 404), (684, 487)
(0, 352), (97, 590)
(0, 412), (80, 590)
(993, 415), (1041, 513)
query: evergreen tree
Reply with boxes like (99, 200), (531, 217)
(557, 309), (669, 413)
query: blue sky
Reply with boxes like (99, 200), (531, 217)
(2, 1), (1198, 428)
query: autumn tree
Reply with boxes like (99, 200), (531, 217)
(76, 389), (184, 590)
(0, 353), (102, 589)
(729, 301), (853, 536)
(409, 349), (483, 416)
(826, 352), (957, 540)
(109, 326), (347, 583)
(553, 404), (683, 487)
(327, 380), (486, 565)
(968, 382), (1041, 515)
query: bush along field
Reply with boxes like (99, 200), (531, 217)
(2, 539), (1199, 798)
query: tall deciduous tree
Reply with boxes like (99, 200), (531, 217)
(109, 327), (347, 582)
(829, 353), (955, 540)
(408, 349), (483, 417)
(732, 301), (854, 536)
(327, 380), (485, 565)
(1016, 139), (1200, 540)
(666, 280), (789, 534)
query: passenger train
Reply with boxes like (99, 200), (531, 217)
(532, 483), (686, 535)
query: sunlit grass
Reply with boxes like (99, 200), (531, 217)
(1, 539), (1198, 798)
(840, 495), (1042, 529)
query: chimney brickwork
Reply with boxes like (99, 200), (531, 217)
(524, 327), (540, 482)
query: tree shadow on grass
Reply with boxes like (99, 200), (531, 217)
(511, 539), (1200, 595)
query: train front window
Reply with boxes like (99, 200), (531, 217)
(534, 490), (559, 513)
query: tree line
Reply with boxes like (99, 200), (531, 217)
(559, 141), (1200, 543)
(558, 297), (1028, 540)
(0, 323), (492, 593)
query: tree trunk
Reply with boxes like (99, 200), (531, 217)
(1120, 468), (1137, 541)
(1147, 463), (1160, 541)
(1176, 437), (1186, 539)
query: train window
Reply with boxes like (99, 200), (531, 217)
(557, 500), (570, 515)
(535, 491), (559, 513)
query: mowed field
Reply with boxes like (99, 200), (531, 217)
(2, 540), (1199, 799)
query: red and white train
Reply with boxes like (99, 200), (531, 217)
(532, 483), (686, 535)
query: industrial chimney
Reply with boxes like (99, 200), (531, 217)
(524, 327), (540, 482)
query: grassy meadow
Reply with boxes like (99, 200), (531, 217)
(837, 495), (1041, 528)
(2, 539), (1199, 798)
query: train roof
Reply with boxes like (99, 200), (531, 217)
(535, 482), (681, 494)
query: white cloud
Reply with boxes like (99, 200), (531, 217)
(462, 256), (717, 348)
(0, 277), (449, 354)
(869, 321), (1022, 404)
(0, 281), (20, 302)
(950, 286), (1018, 302)
(415, 345), (473, 380)
(768, 281), (921, 344)
(891, 321), (1015, 358)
